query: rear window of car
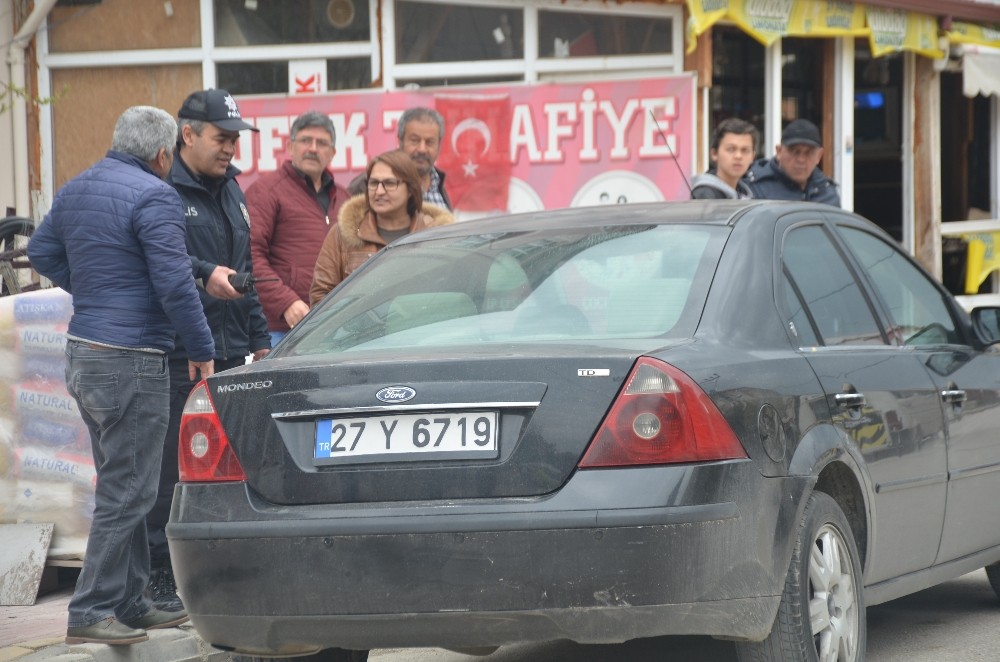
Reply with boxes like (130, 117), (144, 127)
(282, 223), (728, 355)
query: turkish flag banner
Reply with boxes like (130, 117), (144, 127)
(434, 94), (511, 212)
(233, 76), (697, 211)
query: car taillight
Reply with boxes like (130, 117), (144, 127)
(579, 357), (747, 468)
(178, 381), (247, 482)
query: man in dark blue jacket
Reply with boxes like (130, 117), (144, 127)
(28, 106), (215, 645)
(146, 89), (271, 611)
(743, 118), (841, 207)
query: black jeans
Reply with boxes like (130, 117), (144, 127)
(147, 356), (246, 568)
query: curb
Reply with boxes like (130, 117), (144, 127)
(6, 625), (230, 662)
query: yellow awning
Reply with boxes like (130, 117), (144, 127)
(687, 0), (865, 50)
(866, 7), (944, 58)
(685, 0), (947, 58)
(945, 21), (1000, 48)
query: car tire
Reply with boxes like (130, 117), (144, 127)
(735, 491), (865, 662)
(231, 649), (369, 662)
(985, 561), (1000, 600)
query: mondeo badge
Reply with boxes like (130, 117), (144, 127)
(376, 386), (416, 403)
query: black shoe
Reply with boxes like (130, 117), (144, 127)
(121, 606), (189, 630)
(66, 617), (149, 645)
(148, 566), (185, 612)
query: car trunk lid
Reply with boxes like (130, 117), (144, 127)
(206, 344), (659, 505)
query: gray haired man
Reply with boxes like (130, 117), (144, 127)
(246, 111), (351, 345)
(28, 106), (215, 645)
(349, 107), (453, 210)
(396, 107), (452, 209)
(744, 118), (840, 207)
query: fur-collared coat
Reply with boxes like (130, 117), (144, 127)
(309, 194), (455, 306)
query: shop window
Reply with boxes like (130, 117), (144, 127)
(215, 0), (371, 46)
(780, 38), (824, 126)
(395, 76), (522, 89)
(537, 10), (672, 58)
(395, 2), (523, 63)
(218, 58), (372, 95)
(853, 44), (903, 241)
(48, 0), (200, 52)
(941, 72), (992, 222)
(709, 27), (765, 147)
(939, 72), (993, 295)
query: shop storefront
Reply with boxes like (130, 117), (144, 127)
(687, 0), (1000, 286)
(3, 0), (1000, 278)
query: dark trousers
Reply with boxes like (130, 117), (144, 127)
(147, 356), (246, 568)
(65, 341), (169, 627)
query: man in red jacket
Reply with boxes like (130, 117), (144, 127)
(247, 111), (350, 344)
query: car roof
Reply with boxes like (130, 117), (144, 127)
(401, 200), (846, 244)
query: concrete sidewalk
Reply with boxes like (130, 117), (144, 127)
(0, 571), (228, 662)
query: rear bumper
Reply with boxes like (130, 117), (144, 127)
(168, 462), (809, 654)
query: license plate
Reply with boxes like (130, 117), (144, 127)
(314, 411), (499, 465)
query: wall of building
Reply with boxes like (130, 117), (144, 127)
(1, 6), (15, 216)
(10, 0), (997, 271)
(45, 0), (201, 189)
(50, 65), (201, 188)
(47, 0), (199, 53)
(37, 0), (686, 202)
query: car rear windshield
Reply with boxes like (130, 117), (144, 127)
(283, 223), (727, 355)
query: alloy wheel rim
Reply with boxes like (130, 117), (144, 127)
(808, 523), (859, 662)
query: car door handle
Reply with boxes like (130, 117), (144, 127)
(941, 388), (967, 404)
(834, 392), (867, 409)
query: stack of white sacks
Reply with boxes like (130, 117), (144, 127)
(0, 287), (93, 559)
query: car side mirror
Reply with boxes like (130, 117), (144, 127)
(970, 306), (1000, 345)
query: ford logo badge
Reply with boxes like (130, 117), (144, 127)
(376, 386), (416, 403)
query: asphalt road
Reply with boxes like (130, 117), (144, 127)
(369, 570), (1000, 661)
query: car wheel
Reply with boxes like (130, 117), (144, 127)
(985, 561), (1000, 600)
(735, 492), (865, 662)
(231, 649), (368, 662)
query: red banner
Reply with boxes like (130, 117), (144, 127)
(231, 76), (695, 219)
(434, 94), (512, 211)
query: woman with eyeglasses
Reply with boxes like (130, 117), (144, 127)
(310, 149), (455, 306)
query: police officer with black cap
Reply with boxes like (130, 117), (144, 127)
(146, 89), (271, 611)
(743, 118), (841, 207)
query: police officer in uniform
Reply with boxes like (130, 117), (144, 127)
(146, 89), (271, 611)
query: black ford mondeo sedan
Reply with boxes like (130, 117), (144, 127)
(167, 200), (1000, 662)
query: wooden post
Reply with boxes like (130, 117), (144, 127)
(685, 29), (713, 174)
(822, 40), (836, 178)
(912, 56), (942, 279)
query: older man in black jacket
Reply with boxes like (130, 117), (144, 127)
(744, 119), (840, 207)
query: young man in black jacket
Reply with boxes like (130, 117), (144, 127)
(691, 118), (757, 200)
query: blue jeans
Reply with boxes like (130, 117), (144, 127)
(65, 340), (169, 628)
(269, 330), (287, 347)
